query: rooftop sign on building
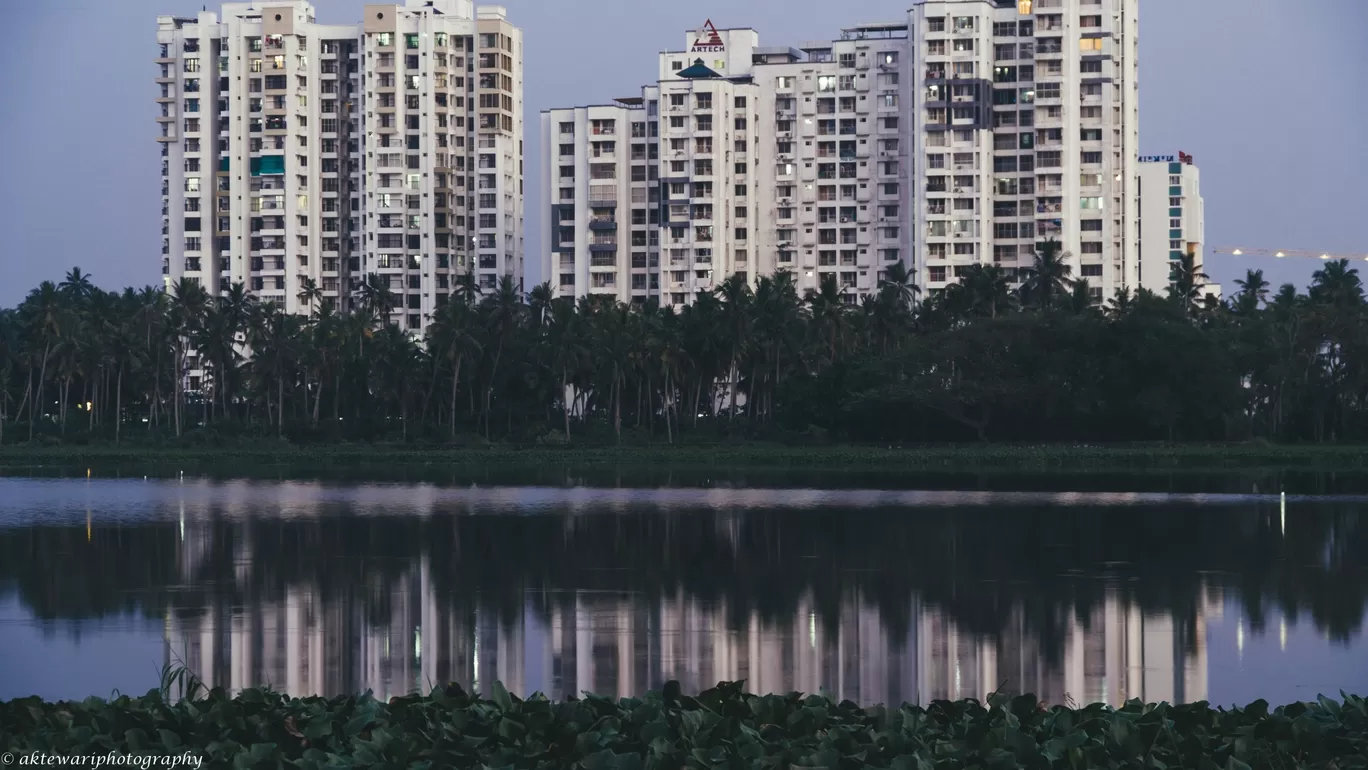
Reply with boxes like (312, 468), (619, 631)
(1140, 151), (1194, 164)
(691, 20), (725, 53)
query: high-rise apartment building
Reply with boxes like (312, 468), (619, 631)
(909, 0), (1139, 301)
(1138, 153), (1208, 296)
(157, 0), (523, 332)
(545, 0), (1141, 307)
(543, 22), (912, 307)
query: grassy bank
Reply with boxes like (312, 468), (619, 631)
(4, 682), (1364, 768)
(1, 441), (1366, 473)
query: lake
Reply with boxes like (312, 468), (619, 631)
(1, 473), (1365, 708)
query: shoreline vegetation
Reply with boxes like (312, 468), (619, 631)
(5, 257), (1368, 452)
(4, 681), (1365, 768)
(3, 442), (1368, 473)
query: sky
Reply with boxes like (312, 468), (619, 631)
(1, 0), (1364, 307)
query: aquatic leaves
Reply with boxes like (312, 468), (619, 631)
(3, 682), (1367, 769)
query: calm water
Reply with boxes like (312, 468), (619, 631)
(1, 475), (1365, 707)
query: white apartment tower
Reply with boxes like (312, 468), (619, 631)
(544, 22), (913, 307)
(1137, 153), (1208, 296)
(545, 1), (1141, 307)
(910, 0), (1139, 301)
(157, 0), (523, 333)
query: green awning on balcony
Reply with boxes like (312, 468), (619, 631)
(1169, 207), (1182, 217)
(1169, 228), (1183, 239)
(250, 155), (285, 176)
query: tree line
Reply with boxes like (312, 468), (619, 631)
(2, 241), (1366, 445)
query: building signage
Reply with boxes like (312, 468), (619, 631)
(1139, 151), (1194, 164)
(691, 20), (724, 53)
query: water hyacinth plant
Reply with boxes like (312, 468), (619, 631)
(4, 680), (1367, 769)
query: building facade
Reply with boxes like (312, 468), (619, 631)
(1138, 154), (1208, 297)
(545, 0), (1142, 307)
(543, 22), (913, 307)
(911, 0), (1139, 301)
(157, 0), (523, 332)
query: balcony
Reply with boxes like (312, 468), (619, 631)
(588, 242), (617, 253)
(588, 218), (617, 231)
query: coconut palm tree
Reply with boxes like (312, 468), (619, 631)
(296, 276), (324, 317)
(21, 281), (65, 441)
(716, 273), (754, 421)
(1019, 238), (1072, 312)
(478, 275), (522, 438)
(1309, 259), (1364, 309)
(246, 304), (302, 438)
(354, 273), (398, 319)
(1167, 252), (1210, 318)
(544, 297), (586, 440)
(1234, 269), (1271, 314)
(427, 294), (483, 439)
(805, 273), (849, 363)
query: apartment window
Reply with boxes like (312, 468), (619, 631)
(928, 266), (947, 282)
(1080, 59), (1103, 74)
(927, 17), (946, 33)
(1081, 151), (1103, 164)
(1080, 38), (1103, 52)
(1081, 264), (1103, 277)
(1080, 197), (1103, 210)
(1080, 242), (1104, 255)
(817, 75), (836, 92)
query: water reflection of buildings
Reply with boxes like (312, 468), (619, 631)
(166, 541), (1220, 707)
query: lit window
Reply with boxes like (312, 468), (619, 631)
(1080, 38), (1103, 51)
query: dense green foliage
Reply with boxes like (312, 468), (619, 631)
(4, 682), (1366, 769)
(4, 249), (1368, 444)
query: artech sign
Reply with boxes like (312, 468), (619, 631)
(691, 20), (725, 53)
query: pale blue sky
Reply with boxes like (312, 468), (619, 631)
(1, 0), (1364, 304)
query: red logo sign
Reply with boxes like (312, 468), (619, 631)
(692, 20), (724, 52)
